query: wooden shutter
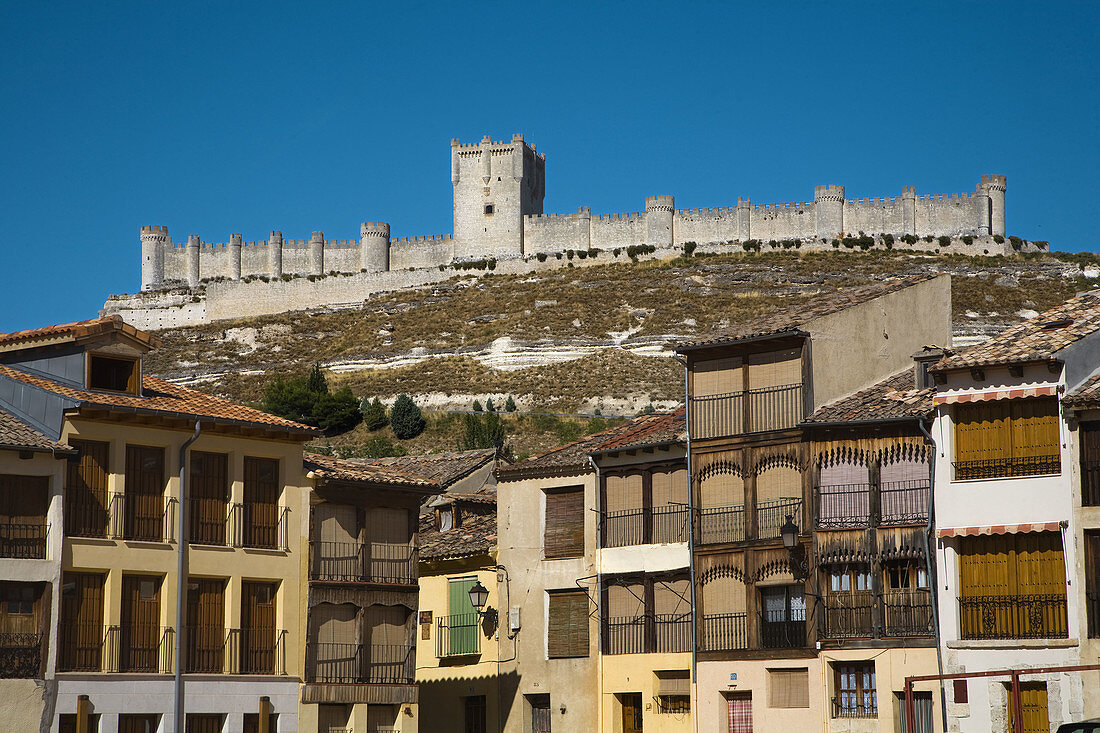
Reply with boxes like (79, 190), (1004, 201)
(241, 581), (277, 673)
(654, 578), (689, 616)
(547, 590), (589, 658)
(955, 402), (1012, 464)
(66, 439), (110, 537)
(651, 468), (689, 507)
(768, 667), (810, 708)
(1086, 532), (1100, 597)
(125, 445), (165, 541)
(367, 507), (409, 544)
(189, 452), (228, 545)
(186, 578), (225, 673)
(748, 348), (801, 390)
(244, 457), (279, 548)
(120, 575), (161, 672)
(693, 357), (743, 397)
(59, 572), (104, 671)
(544, 488), (584, 559)
(702, 573), (745, 615)
(1011, 399), (1059, 459)
(604, 474), (642, 513)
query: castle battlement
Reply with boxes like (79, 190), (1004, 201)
(136, 133), (1006, 294)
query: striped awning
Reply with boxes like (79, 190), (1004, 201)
(932, 384), (1058, 405)
(936, 520), (1067, 538)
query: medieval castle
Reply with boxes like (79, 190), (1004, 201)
(108, 134), (1021, 329)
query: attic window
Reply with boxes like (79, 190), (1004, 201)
(87, 354), (139, 394)
(484, 204), (494, 215)
(438, 507), (456, 532)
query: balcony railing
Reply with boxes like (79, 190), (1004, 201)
(832, 697), (877, 719)
(602, 506), (689, 548)
(58, 622), (105, 672)
(761, 618), (805, 649)
(187, 497), (229, 546)
(109, 493), (177, 543)
(436, 614), (480, 657)
(698, 505), (746, 545)
(689, 383), (803, 440)
(953, 454), (1060, 481)
(1088, 591), (1100, 639)
(757, 498), (802, 540)
(820, 591), (874, 639)
(605, 614), (692, 654)
(958, 594), (1068, 640)
(656, 613), (692, 653)
(65, 497), (110, 539)
(700, 612), (748, 651)
(1083, 460), (1100, 507)
(184, 625), (227, 673)
(605, 616), (646, 655)
(59, 624), (174, 673)
(237, 627), (287, 675)
(230, 504), (290, 551)
(816, 484), (871, 529)
(306, 642), (414, 685)
(883, 589), (934, 637)
(0, 633), (43, 678)
(880, 480), (929, 525)
(309, 541), (417, 584)
(0, 522), (48, 558)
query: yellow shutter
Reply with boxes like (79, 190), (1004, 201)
(1010, 399), (1059, 460)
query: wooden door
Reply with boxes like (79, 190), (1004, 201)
(464, 695), (487, 733)
(241, 580), (277, 673)
(1008, 683), (1049, 733)
(118, 713), (160, 733)
(189, 451), (228, 545)
(120, 575), (161, 672)
(66, 439), (110, 538)
(186, 578), (225, 672)
(59, 572), (104, 671)
(726, 692), (753, 733)
(244, 457), (279, 548)
(620, 693), (643, 733)
(125, 445), (165, 541)
(529, 695), (551, 733)
(186, 714), (224, 733)
(1081, 422), (1100, 505)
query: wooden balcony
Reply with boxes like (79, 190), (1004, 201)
(58, 623), (174, 673)
(953, 454), (1060, 481)
(184, 626), (287, 674)
(820, 591), (874, 639)
(0, 522), (48, 559)
(699, 612), (747, 652)
(604, 614), (691, 655)
(689, 383), (803, 440)
(306, 642), (414, 685)
(601, 506), (689, 548)
(309, 541), (417, 584)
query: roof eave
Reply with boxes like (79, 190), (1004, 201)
(801, 414), (930, 429)
(675, 329), (809, 355)
(75, 402), (319, 439)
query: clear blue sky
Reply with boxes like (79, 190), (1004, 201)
(1, 1), (1097, 332)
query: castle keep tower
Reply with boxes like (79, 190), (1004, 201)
(229, 233), (242, 279)
(309, 231), (325, 275)
(451, 134), (545, 259)
(269, 230), (283, 279)
(186, 234), (201, 288)
(814, 185), (845, 238)
(140, 225), (169, 290)
(646, 195), (675, 247)
(979, 174), (1007, 237)
(360, 222), (390, 272)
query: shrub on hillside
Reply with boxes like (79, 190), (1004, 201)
(683, 241), (698, 257)
(313, 387), (363, 435)
(360, 397), (388, 431)
(461, 411), (506, 450)
(993, 235), (1005, 244)
(390, 394), (425, 439)
(504, 395), (517, 412)
(262, 364), (361, 435)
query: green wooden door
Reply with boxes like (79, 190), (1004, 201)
(449, 577), (478, 655)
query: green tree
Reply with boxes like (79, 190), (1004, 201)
(504, 395), (517, 412)
(261, 375), (316, 425)
(360, 397), (388, 431)
(461, 411), (506, 450)
(391, 394), (425, 439)
(486, 397), (496, 413)
(306, 363), (328, 394)
(261, 366), (361, 435)
(313, 386), (362, 435)
(472, 400), (483, 412)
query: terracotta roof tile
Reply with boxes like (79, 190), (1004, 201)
(1065, 371), (1100, 408)
(805, 369), (934, 424)
(934, 291), (1100, 371)
(0, 365), (316, 436)
(419, 497), (497, 560)
(0, 408), (73, 454)
(355, 449), (495, 488)
(0, 315), (161, 350)
(593, 408), (686, 452)
(304, 452), (439, 488)
(676, 275), (936, 351)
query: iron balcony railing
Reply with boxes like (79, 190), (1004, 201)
(953, 454), (1060, 481)
(958, 594), (1068, 640)
(229, 504), (291, 551)
(816, 484), (871, 529)
(187, 497), (229, 546)
(436, 614), (480, 658)
(820, 591), (874, 639)
(700, 612), (748, 651)
(0, 522), (48, 558)
(309, 541), (417, 585)
(760, 617), (805, 649)
(0, 632), (43, 678)
(601, 506), (689, 548)
(1087, 591), (1100, 639)
(305, 642), (415, 685)
(59, 624), (174, 673)
(832, 697), (877, 719)
(883, 589), (934, 637)
(65, 496), (110, 539)
(184, 627), (286, 674)
(698, 505), (746, 545)
(879, 480), (929, 525)
(1083, 460), (1100, 507)
(604, 614), (692, 655)
(58, 622), (105, 672)
(688, 383), (803, 440)
(757, 498), (802, 540)
(107, 493), (178, 543)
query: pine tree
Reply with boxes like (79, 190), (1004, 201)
(391, 394), (425, 439)
(472, 400), (483, 412)
(360, 397), (388, 431)
(504, 395), (517, 412)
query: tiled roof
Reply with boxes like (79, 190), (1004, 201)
(0, 315), (161, 351)
(497, 412), (680, 480)
(355, 449), (496, 488)
(592, 408), (686, 453)
(304, 452), (439, 489)
(0, 408), (74, 454)
(676, 275), (936, 351)
(804, 369), (934, 424)
(0, 365), (316, 436)
(419, 492), (497, 561)
(934, 291), (1100, 371)
(1065, 371), (1100, 408)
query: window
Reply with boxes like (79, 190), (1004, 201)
(186, 714), (225, 733)
(886, 561), (928, 590)
(87, 354), (139, 394)
(760, 585), (806, 648)
(118, 713), (161, 733)
(829, 566), (871, 592)
(656, 670), (690, 713)
(124, 445), (166, 542)
(484, 204), (494, 215)
(243, 457), (280, 549)
(58, 713), (101, 733)
(527, 694), (551, 733)
(65, 439), (110, 538)
(1087, 531), (1100, 638)
(768, 667), (809, 708)
(958, 531), (1068, 639)
(189, 451), (228, 545)
(441, 577), (479, 657)
(544, 488), (584, 559)
(834, 662), (876, 718)
(1, 583), (35, 615)
(439, 507), (454, 531)
(0, 474), (48, 558)
(953, 398), (1060, 479)
(547, 590), (588, 658)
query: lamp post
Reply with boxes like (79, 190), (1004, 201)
(780, 514), (808, 580)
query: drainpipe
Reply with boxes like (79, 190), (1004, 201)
(677, 356), (700, 733)
(917, 418), (947, 732)
(175, 420), (202, 733)
(587, 454), (605, 733)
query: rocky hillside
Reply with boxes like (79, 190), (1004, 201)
(145, 249), (1097, 421)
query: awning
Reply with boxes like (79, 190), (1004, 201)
(933, 384), (1058, 405)
(936, 520), (1067, 538)
(932, 385), (1057, 405)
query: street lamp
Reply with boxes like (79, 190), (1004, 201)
(780, 514), (808, 580)
(780, 515), (799, 549)
(468, 580), (498, 624)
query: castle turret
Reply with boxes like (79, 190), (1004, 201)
(229, 233), (242, 280)
(979, 174), (1007, 237)
(269, 230), (283, 278)
(360, 222), (390, 272)
(140, 225), (168, 290)
(186, 235), (201, 288)
(646, 195), (675, 247)
(310, 231), (325, 275)
(814, 185), (845, 238)
(736, 198), (751, 241)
